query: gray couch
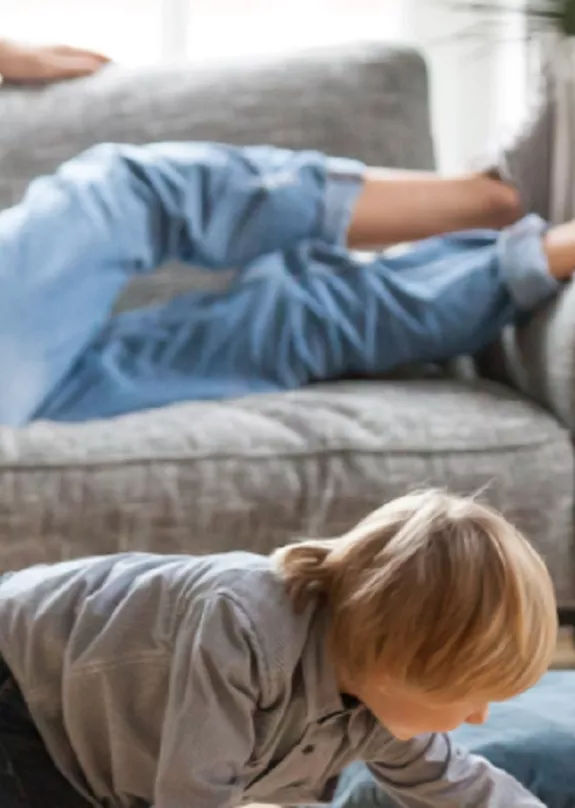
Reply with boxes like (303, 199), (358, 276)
(0, 42), (573, 607)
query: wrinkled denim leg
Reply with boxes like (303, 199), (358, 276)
(0, 141), (364, 426)
(39, 215), (558, 423)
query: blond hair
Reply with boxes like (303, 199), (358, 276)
(273, 489), (557, 701)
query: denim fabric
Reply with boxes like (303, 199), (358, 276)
(0, 141), (559, 425)
(0, 142), (363, 426)
(0, 656), (93, 808)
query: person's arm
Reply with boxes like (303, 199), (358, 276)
(0, 38), (109, 84)
(367, 732), (545, 807)
(154, 593), (262, 808)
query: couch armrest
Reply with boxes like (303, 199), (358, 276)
(477, 282), (575, 430)
(0, 42), (434, 208)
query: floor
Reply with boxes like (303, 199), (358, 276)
(554, 628), (575, 669)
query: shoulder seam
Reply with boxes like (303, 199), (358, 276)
(211, 589), (272, 701)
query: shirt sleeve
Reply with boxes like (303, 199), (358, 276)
(155, 593), (263, 808)
(367, 732), (546, 808)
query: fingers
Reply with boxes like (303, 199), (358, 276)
(27, 49), (112, 83)
(0, 41), (112, 84)
(50, 55), (109, 78)
(50, 44), (111, 64)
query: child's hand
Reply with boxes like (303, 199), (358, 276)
(0, 39), (110, 84)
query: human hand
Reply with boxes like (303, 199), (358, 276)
(0, 39), (110, 84)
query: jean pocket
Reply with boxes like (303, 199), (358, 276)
(0, 739), (29, 808)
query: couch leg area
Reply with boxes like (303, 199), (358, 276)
(556, 607), (575, 667)
(559, 605), (575, 630)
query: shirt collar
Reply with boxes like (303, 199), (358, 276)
(301, 602), (350, 724)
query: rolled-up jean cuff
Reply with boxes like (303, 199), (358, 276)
(321, 157), (366, 245)
(498, 213), (561, 311)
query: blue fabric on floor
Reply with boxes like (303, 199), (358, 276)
(330, 672), (575, 808)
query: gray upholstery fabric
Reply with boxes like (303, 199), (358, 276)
(0, 42), (573, 603)
(478, 287), (575, 433)
(0, 380), (572, 601)
(0, 41), (434, 207)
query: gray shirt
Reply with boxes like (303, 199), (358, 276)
(0, 552), (543, 808)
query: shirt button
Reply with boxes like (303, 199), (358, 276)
(302, 744), (315, 755)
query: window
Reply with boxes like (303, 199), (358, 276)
(4, 0), (163, 64)
(182, 0), (406, 63)
(4, 0), (406, 65)
(4, 0), (528, 172)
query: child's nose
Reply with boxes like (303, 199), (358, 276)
(466, 706), (489, 725)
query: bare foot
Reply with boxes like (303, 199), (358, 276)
(544, 219), (575, 280)
(477, 173), (522, 229)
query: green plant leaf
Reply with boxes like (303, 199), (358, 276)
(452, 0), (575, 35)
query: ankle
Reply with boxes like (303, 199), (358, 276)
(544, 220), (575, 280)
(468, 173), (522, 229)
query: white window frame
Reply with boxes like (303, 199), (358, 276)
(161, 0), (192, 61)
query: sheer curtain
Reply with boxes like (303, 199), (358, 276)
(406, 0), (529, 171)
(2, 0), (407, 64)
(4, 0), (528, 172)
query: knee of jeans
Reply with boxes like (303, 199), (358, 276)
(55, 143), (144, 197)
(63, 142), (130, 169)
(52, 143), (145, 250)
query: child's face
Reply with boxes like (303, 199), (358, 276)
(356, 678), (490, 740)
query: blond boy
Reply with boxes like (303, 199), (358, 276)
(0, 490), (556, 808)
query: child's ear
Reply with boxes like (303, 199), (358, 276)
(373, 672), (397, 693)
(368, 675), (397, 698)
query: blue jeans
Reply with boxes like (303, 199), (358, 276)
(0, 656), (93, 808)
(0, 142), (559, 426)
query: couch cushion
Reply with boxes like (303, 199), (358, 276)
(0, 377), (571, 600)
(331, 671), (575, 808)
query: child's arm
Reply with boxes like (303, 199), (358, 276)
(154, 594), (262, 808)
(367, 732), (545, 807)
